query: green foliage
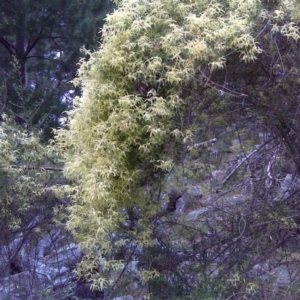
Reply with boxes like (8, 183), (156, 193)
(178, 281), (224, 300)
(0, 115), (62, 232)
(57, 0), (300, 293)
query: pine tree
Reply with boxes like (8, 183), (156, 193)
(0, 0), (114, 138)
(57, 0), (300, 294)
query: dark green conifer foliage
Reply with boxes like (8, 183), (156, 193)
(0, 0), (114, 138)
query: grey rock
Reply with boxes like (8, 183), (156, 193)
(281, 174), (293, 192)
(45, 243), (83, 268)
(211, 170), (225, 181)
(35, 263), (59, 282)
(175, 197), (185, 214)
(0, 228), (83, 299)
(34, 229), (63, 258)
(187, 185), (202, 199)
(175, 185), (203, 215)
(112, 296), (134, 300)
(53, 274), (74, 290)
(279, 174), (300, 200)
(0, 271), (38, 299)
(58, 266), (69, 276)
(187, 208), (209, 220)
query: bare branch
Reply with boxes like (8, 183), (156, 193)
(221, 137), (274, 186)
(10, 165), (63, 171)
(187, 138), (217, 150)
(0, 35), (17, 54)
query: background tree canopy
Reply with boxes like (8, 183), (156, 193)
(57, 0), (300, 297)
(0, 1), (114, 299)
(0, 0), (114, 138)
(1, 0), (300, 298)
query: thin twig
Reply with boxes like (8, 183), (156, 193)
(265, 147), (279, 188)
(187, 138), (217, 150)
(197, 68), (248, 98)
(11, 165), (63, 171)
(221, 138), (274, 186)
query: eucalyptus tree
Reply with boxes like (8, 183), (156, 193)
(57, 0), (300, 296)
